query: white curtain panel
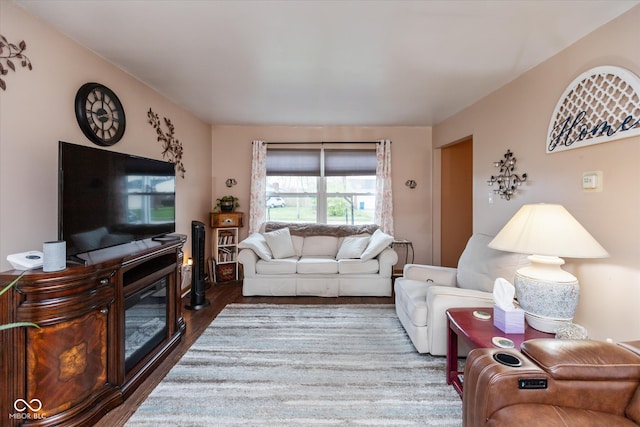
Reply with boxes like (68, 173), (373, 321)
(375, 140), (394, 236)
(249, 140), (267, 234)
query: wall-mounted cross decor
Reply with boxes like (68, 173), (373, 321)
(487, 150), (527, 200)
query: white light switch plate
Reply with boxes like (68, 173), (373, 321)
(582, 171), (602, 192)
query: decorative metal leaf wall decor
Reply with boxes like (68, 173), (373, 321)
(0, 34), (33, 91)
(147, 108), (186, 178)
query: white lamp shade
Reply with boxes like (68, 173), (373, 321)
(488, 203), (608, 259)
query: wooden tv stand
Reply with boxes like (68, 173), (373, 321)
(0, 236), (187, 426)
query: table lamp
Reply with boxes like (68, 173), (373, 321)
(488, 203), (608, 333)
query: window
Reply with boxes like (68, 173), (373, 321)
(266, 147), (376, 224)
(126, 174), (175, 224)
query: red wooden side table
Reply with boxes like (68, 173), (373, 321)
(446, 307), (554, 398)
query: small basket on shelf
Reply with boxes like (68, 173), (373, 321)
(215, 263), (236, 282)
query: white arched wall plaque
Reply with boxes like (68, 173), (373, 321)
(547, 66), (640, 153)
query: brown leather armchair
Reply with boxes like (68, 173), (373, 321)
(463, 338), (640, 427)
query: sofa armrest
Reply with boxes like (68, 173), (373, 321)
(402, 264), (457, 285)
(377, 247), (398, 278)
(237, 249), (258, 278)
(425, 286), (494, 356)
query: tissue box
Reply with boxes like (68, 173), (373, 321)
(493, 305), (525, 334)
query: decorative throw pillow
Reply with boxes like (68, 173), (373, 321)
(336, 236), (370, 260)
(238, 233), (272, 260)
(360, 229), (394, 261)
(263, 227), (296, 259)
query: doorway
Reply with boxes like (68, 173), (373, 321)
(440, 137), (473, 267)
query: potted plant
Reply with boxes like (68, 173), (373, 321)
(1, 273), (39, 331)
(216, 196), (239, 212)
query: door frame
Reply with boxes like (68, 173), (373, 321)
(434, 136), (473, 267)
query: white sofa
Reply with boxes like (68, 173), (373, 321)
(394, 233), (528, 355)
(238, 222), (398, 297)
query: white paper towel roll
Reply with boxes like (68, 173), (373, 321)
(43, 240), (66, 272)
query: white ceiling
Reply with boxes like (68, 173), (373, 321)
(15, 0), (639, 126)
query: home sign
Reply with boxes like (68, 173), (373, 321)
(547, 66), (640, 153)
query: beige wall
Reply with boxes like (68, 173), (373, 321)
(211, 126), (433, 264)
(433, 6), (640, 342)
(0, 1), (212, 270)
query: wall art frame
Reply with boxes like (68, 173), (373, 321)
(547, 66), (640, 154)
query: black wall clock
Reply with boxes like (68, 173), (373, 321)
(75, 82), (126, 146)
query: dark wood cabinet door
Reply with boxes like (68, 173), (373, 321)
(26, 308), (109, 418)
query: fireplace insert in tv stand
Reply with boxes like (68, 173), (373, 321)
(0, 236), (186, 427)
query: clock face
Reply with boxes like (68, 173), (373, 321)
(75, 82), (126, 146)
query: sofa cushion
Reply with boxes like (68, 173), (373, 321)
(338, 258), (379, 274)
(336, 236), (370, 259)
(297, 257), (338, 274)
(264, 227), (296, 259)
(360, 229), (394, 261)
(255, 257), (298, 275)
(301, 236), (340, 257)
(238, 233), (272, 260)
(456, 233), (527, 293)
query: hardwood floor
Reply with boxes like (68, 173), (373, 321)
(95, 281), (394, 426)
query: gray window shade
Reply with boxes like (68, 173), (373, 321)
(324, 149), (376, 176)
(266, 149), (321, 176)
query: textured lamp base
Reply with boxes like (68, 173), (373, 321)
(524, 311), (572, 333)
(515, 273), (579, 333)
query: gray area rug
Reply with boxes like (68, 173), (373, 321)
(126, 304), (462, 426)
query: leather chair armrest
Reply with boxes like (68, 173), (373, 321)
(463, 348), (547, 427)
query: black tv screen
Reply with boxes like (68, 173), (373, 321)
(59, 141), (176, 256)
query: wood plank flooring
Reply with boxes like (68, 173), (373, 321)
(95, 281), (394, 427)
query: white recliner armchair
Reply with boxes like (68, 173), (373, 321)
(394, 234), (528, 355)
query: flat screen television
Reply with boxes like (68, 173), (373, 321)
(59, 141), (176, 257)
